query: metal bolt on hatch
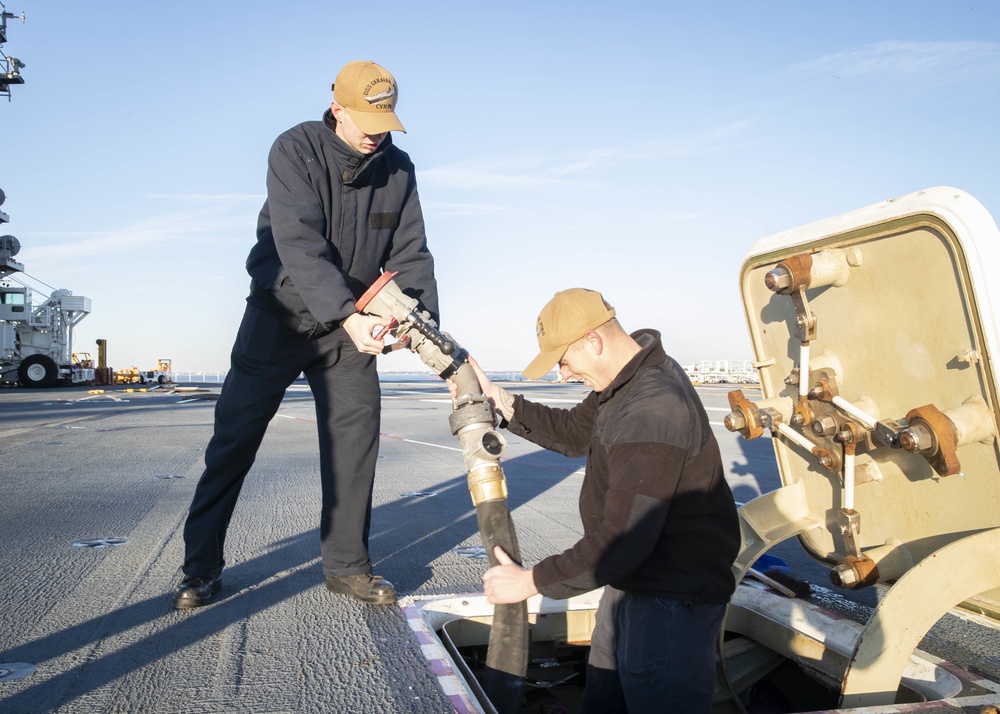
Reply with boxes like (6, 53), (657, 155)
(831, 562), (859, 587)
(724, 412), (746, 432)
(764, 266), (793, 293)
(812, 417), (837, 437)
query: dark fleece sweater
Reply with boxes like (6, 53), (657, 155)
(506, 330), (740, 603)
(245, 109), (438, 335)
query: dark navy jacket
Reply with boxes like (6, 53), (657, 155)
(246, 110), (438, 336)
(508, 330), (740, 603)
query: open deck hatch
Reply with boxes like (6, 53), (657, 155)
(725, 186), (1000, 708)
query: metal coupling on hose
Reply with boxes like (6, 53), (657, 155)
(467, 463), (508, 505)
(449, 396), (497, 435)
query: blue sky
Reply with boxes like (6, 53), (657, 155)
(2, 1), (999, 374)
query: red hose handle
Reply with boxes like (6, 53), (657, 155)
(355, 271), (398, 312)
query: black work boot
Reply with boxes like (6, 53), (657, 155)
(325, 573), (396, 605)
(172, 574), (222, 609)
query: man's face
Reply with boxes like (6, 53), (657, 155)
(557, 335), (605, 391)
(332, 102), (387, 154)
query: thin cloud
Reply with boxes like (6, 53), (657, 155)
(637, 119), (757, 160)
(25, 206), (252, 259)
(424, 202), (510, 218)
(420, 160), (586, 191)
(423, 120), (755, 191)
(143, 193), (266, 202)
(791, 40), (1000, 85)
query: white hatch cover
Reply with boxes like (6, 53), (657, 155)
(730, 186), (1000, 613)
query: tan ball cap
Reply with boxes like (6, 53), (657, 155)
(332, 60), (405, 135)
(523, 288), (616, 379)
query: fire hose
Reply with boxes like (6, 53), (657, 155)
(356, 272), (528, 713)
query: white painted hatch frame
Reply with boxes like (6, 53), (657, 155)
(724, 186), (1000, 707)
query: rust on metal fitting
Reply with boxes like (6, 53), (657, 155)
(904, 404), (961, 476)
(812, 447), (841, 472)
(808, 378), (838, 402)
(467, 464), (508, 506)
(769, 253), (814, 295)
(830, 555), (879, 590)
(726, 390), (764, 440)
(794, 401), (814, 428)
(837, 422), (861, 455)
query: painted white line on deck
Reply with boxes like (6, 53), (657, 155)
(380, 433), (461, 452)
(274, 413), (315, 424)
(276, 412), (459, 451)
(385, 396), (587, 406)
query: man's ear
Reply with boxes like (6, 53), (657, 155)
(585, 330), (604, 355)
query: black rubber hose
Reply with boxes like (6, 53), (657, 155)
(476, 500), (528, 713)
(448, 362), (528, 712)
(356, 285), (529, 709)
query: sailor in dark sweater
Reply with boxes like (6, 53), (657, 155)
(464, 288), (740, 713)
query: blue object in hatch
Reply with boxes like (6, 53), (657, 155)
(752, 553), (790, 573)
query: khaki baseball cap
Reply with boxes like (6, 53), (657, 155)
(332, 60), (405, 135)
(523, 289), (616, 379)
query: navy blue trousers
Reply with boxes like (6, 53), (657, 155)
(182, 300), (381, 579)
(582, 587), (726, 713)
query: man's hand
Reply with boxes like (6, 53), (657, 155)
(343, 312), (390, 355)
(447, 355), (499, 402)
(482, 546), (538, 604)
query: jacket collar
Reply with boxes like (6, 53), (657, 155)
(597, 329), (666, 403)
(322, 108), (393, 185)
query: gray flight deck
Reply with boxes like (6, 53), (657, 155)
(1, 380), (999, 713)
